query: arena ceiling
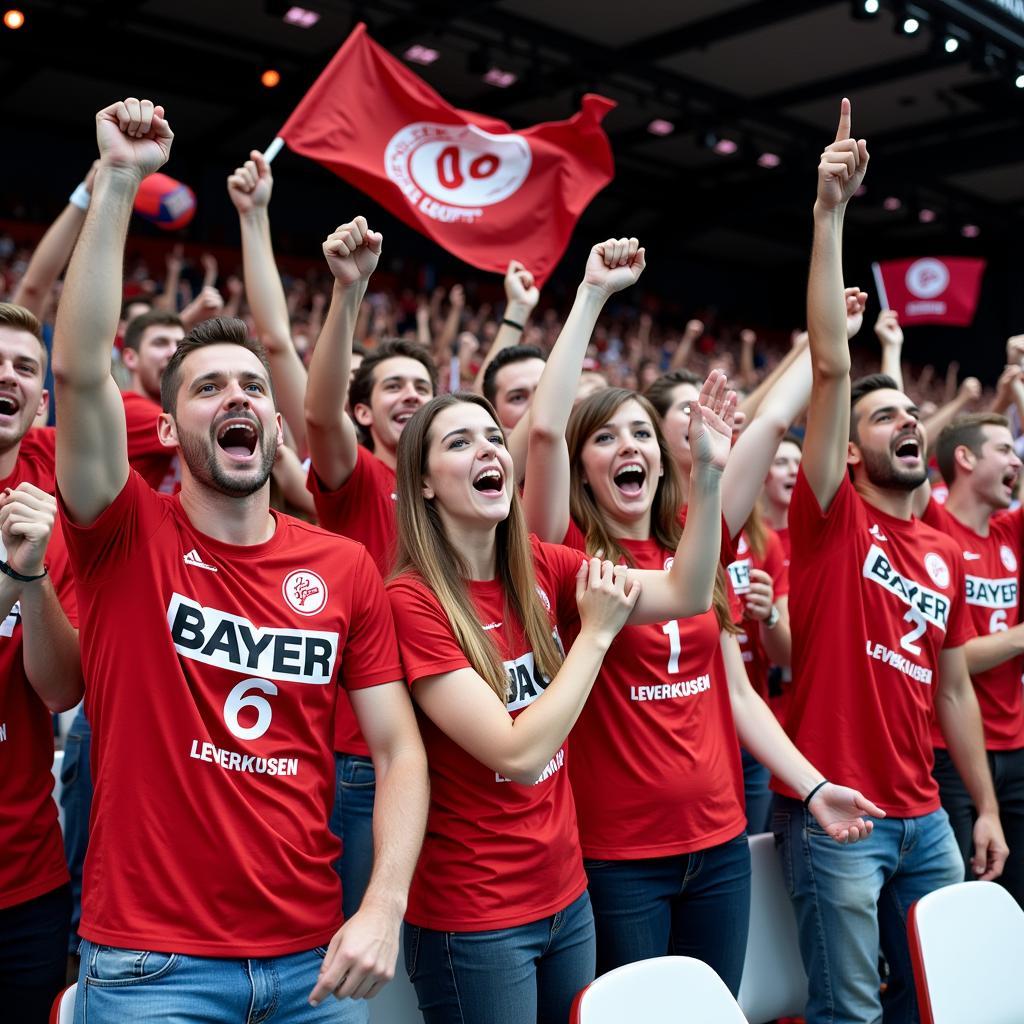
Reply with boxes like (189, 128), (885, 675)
(3, 0), (1024, 270)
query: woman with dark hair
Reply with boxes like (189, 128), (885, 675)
(523, 237), (883, 994)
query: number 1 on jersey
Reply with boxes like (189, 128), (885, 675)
(662, 620), (682, 674)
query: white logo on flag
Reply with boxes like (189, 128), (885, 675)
(905, 258), (949, 299)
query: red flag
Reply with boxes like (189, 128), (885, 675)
(871, 257), (986, 327)
(278, 24), (615, 284)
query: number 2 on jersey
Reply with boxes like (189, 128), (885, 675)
(899, 608), (927, 656)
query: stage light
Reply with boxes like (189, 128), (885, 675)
(283, 6), (319, 27)
(883, 196), (902, 211)
(944, 36), (959, 53)
(1016, 69), (1024, 88)
(3, 8), (24, 29)
(647, 119), (674, 136)
(261, 69), (281, 88)
(404, 44), (439, 65)
(901, 16), (920, 34)
(961, 224), (980, 238)
(714, 138), (738, 155)
(757, 152), (781, 168)
(851, 0), (880, 18)
(918, 208), (936, 223)
(483, 67), (517, 88)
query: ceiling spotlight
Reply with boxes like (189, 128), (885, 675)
(283, 5), (319, 27)
(944, 36), (959, 53)
(961, 224), (980, 238)
(901, 16), (920, 34)
(3, 8), (24, 29)
(483, 67), (517, 88)
(260, 68), (281, 88)
(404, 44), (440, 65)
(714, 138), (738, 155)
(883, 196), (902, 211)
(757, 152), (781, 168)
(1016, 71), (1024, 89)
(851, 0), (880, 19)
(918, 208), (936, 223)
(647, 119), (675, 136)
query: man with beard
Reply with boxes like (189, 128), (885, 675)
(770, 98), (1007, 1024)
(52, 97), (428, 1023)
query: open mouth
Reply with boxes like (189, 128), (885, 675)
(0, 395), (20, 417)
(472, 467), (504, 494)
(1003, 470), (1018, 490)
(894, 436), (920, 461)
(613, 463), (646, 496)
(216, 419), (258, 459)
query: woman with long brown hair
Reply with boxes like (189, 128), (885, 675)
(384, 376), (728, 1024)
(523, 237), (883, 995)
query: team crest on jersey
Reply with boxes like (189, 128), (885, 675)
(282, 570), (328, 616)
(664, 556), (674, 571)
(535, 585), (551, 612)
(924, 552), (950, 590)
(1001, 545), (1018, 573)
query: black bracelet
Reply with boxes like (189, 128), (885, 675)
(803, 779), (829, 808)
(0, 559), (47, 583)
(501, 318), (524, 331)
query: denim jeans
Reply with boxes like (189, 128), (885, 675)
(742, 747), (773, 834)
(773, 795), (963, 1024)
(328, 754), (375, 922)
(584, 830), (751, 996)
(932, 746), (1024, 908)
(404, 890), (595, 1024)
(61, 707), (93, 953)
(0, 882), (71, 1024)
(74, 939), (367, 1023)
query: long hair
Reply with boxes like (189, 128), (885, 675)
(566, 387), (737, 633)
(742, 503), (768, 560)
(393, 392), (563, 702)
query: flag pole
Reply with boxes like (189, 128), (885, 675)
(263, 137), (285, 164)
(871, 262), (889, 311)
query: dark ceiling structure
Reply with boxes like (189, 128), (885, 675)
(3, 0), (1023, 278)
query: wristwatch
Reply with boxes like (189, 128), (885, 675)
(764, 605), (780, 630)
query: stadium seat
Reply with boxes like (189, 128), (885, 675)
(51, 749), (64, 835)
(49, 982), (76, 1024)
(737, 832), (808, 1023)
(908, 880), (1024, 1024)
(570, 956), (747, 1023)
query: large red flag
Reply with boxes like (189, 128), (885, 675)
(278, 24), (615, 284)
(871, 257), (986, 326)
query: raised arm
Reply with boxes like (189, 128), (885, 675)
(803, 98), (868, 512)
(53, 98), (173, 524)
(472, 261), (539, 394)
(923, 376), (981, 457)
(875, 309), (905, 391)
(523, 237), (646, 542)
(227, 150), (308, 456)
(668, 318), (704, 373)
(304, 218), (381, 491)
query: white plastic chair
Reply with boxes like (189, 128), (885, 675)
(571, 956), (747, 1023)
(49, 981), (76, 1024)
(908, 880), (1024, 1024)
(737, 832), (808, 1023)
(51, 749), (65, 835)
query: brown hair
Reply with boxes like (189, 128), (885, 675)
(393, 392), (564, 702)
(123, 309), (183, 353)
(350, 338), (437, 449)
(644, 369), (702, 419)
(566, 387), (737, 633)
(160, 317), (273, 415)
(936, 412), (1011, 486)
(0, 302), (48, 375)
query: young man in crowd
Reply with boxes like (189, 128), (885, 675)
(773, 98), (1007, 1024)
(481, 344), (548, 431)
(925, 414), (1024, 906)
(53, 96), (428, 1022)
(0, 303), (82, 1022)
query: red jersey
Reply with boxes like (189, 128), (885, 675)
(308, 446), (398, 758)
(775, 525), (791, 568)
(59, 471), (402, 956)
(775, 471), (971, 816)
(121, 390), (179, 492)
(562, 520), (745, 859)
(923, 500), (1024, 750)
(386, 538), (588, 931)
(727, 529), (789, 701)
(0, 431), (78, 910)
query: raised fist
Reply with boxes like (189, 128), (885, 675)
(504, 260), (539, 311)
(1007, 335), (1024, 366)
(0, 483), (57, 578)
(95, 98), (173, 180)
(322, 217), (382, 287)
(845, 286), (869, 340)
(816, 98), (869, 212)
(740, 329), (756, 346)
(228, 150), (274, 214)
(685, 319), (705, 338)
(959, 377), (982, 403)
(875, 309), (903, 348)
(583, 237), (647, 297)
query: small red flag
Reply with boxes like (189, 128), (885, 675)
(278, 24), (616, 284)
(871, 257), (986, 327)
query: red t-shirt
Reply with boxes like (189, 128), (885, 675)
(727, 528), (790, 701)
(307, 447), (398, 758)
(121, 390), (180, 492)
(775, 525), (791, 568)
(386, 537), (588, 931)
(59, 471), (402, 956)
(923, 499), (1024, 750)
(561, 520), (745, 859)
(0, 431), (78, 910)
(774, 471), (971, 816)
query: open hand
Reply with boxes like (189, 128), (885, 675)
(688, 368), (737, 472)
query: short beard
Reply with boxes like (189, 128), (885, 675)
(177, 422), (276, 497)
(860, 445), (928, 492)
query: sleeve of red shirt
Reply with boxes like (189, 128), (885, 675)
(338, 544), (404, 690)
(306, 446), (375, 534)
(46, 521), (79, 629)
(764, 529), (789, 599)
(532, 538), (584, 635)
(789, 468), (859, 558)
(942, 551), (974, 649)
(921, 497), (949, 533)
(57, 471), (166, 586)
(386, 575), (472, 685)
(122, 393), (166, 460)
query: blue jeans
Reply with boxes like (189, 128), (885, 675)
(773, 796), (963, 1024)
(742, 748), (772, 834)
(404, 890), (595, 1024)
(61, 707), (92, 953)
(328, 755), (375, 922)
(584, 830), (751, 996)
(74, 939), (366, 1023)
